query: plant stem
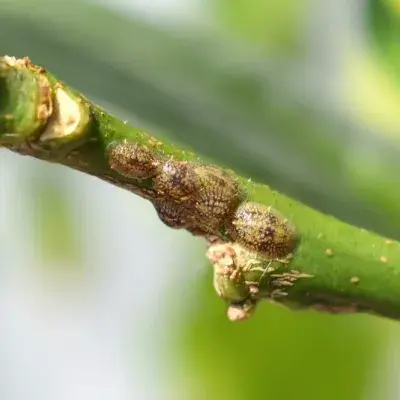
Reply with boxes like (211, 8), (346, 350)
(1, 55), (400, 321)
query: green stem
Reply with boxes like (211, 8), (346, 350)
(1, 55), (400, 321)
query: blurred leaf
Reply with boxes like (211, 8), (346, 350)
(342, 48), (400, 135)
(0, 0), (400, 241)
(366, 0), (400, 82)
(173, 270), (388, 400)
(29, 164), (83, 273)
(209, 0), (310, 53)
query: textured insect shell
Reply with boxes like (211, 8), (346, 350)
(228, 202), (298, 259)
(191, 165), (245, 233)
(107, 141), (160, 180)
(153, 160), (197, 201)
(153, 198), (192, 229)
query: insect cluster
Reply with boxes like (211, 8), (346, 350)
(107, 139), (301, 321)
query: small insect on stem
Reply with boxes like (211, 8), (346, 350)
(153, 160), (245, 236)
(191, 165), (245, 232)
(153, 160), (195, 201)
(152, 198), (191, 230)
(107, 140), (160, 179)
(227, 202), (299, 259)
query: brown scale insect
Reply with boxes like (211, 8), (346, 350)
(153, 161), (244, 235)
(107, 141), (160, 179)
(191, 165), (244, 229)
(153, 160), (196, 201)
(227, 202), (299, 259)
(152, 198), (211, 237)
(152, 198), (191, 230)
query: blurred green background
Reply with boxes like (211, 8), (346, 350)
(1, 0), (400, 399)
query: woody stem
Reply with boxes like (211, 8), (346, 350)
(1, 55), (400, 321)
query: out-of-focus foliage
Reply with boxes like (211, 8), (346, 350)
(366, 0), (400, 83)
(173, 271), (389, 400)
(29, 168), (83, 271)
(209, 0), (310, 53)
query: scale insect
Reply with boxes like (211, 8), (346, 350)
(153, 160), (245, 236)
(107, 141), (160, 180)
(228, 202), (299, 259)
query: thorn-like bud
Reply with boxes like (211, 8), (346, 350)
(206, 241), (309, 321)
(227, 300), (257, 322)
